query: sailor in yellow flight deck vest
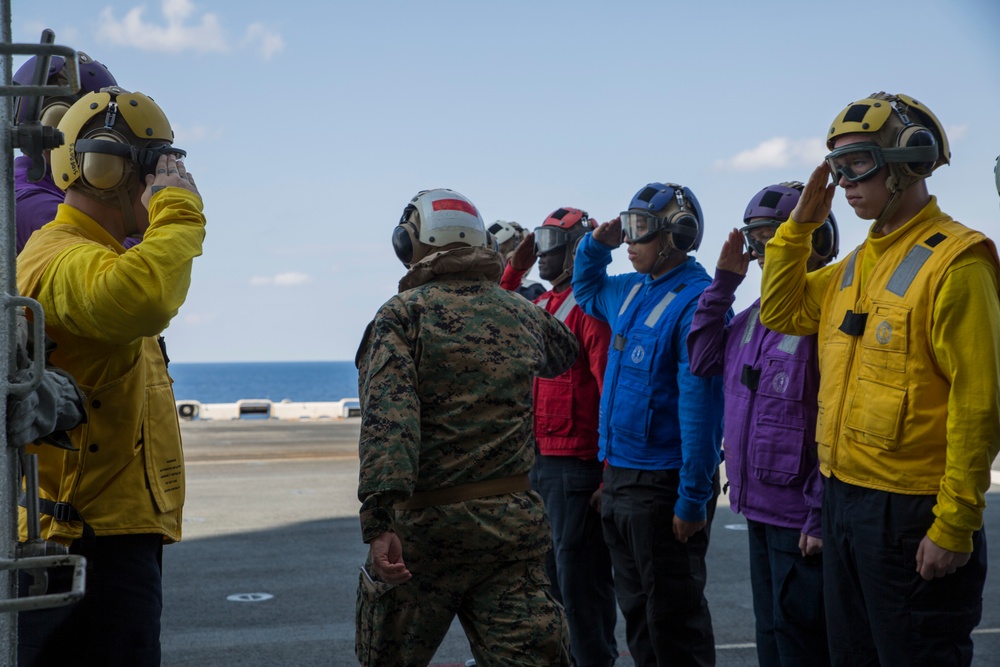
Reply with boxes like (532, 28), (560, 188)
(16, 87), (206, 667)
(759, 92), (1000, 667)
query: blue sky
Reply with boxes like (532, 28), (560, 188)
(12, 0), (1000, 362)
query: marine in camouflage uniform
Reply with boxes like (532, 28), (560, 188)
(356, 189), (579, 667)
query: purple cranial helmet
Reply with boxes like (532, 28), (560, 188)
(13, 52), (118, 126)
(743, 182), (802, 223)
(741, 182), (839, 264)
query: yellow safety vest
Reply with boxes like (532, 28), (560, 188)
(816, 216), (997, 494)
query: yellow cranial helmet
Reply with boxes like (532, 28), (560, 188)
(825, 92), (949, 192)
(51, 87), (181, 194)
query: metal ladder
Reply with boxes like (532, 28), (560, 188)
(0, 7), (87, 665)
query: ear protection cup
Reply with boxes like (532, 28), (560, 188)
(657, 183), (703, 252)
(39, 101), (70, 129)
(392, 222), (418, 265)
(810, 220), (836, 260)
(666, 211), (699, 252)
(485, 231), (500, 253)
(812, 223), (832, 258)
(79, 131), (131, 190)
(895, 124), (938, 177)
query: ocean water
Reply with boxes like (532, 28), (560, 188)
(169, 361), (359, 404)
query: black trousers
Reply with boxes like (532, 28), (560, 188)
(601, 465), (720, 667)
(18, 533), (164, 667)
(823, 475), (986, 667)
(532, 454), (618, 667)
(746, 519), (828, 667)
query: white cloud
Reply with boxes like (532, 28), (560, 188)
(98, 0), (228, 54)
(946, 124), (968, 141)
(243, 23), (285, 60)
(714, 137), (827, 172)
(250, 272), (311, 286)
(97, 0), (283, 59)
(274, 272), (310, 286)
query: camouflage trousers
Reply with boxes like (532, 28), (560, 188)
(356, 551), (571, 667)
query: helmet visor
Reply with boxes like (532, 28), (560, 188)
(825, 144), (884, 183)
(534, 226), (573, 256)
(620, 210), (665, 244)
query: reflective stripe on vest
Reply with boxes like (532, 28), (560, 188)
(644, 291), (678, 328)
(840, 250), (858, 290)
(741, 306), (760, 347)
(777, 334), (802, 354)
(618, 283), (642, 317)
(552, 292), (577, 322)
(886, 245), (933, 296)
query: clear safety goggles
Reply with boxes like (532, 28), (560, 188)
(740, 221), (780, 257)
(533, 226), (576, 256)
(825, 144), (885, 183)
(620, 210), (667, 244)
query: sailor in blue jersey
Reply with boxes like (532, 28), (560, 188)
(572, 182), (726, 667)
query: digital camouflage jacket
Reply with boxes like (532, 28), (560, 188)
(356, 246), (579, 562)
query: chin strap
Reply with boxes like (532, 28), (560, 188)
(650, 232), (678, 276)
(871, 190), (903, 235)
(76, 168), (143, 242)
(550, 244), (576, 287)
(873, 164), (920, 234)
(116, 185), (140, 239)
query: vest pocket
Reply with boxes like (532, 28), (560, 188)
(620, 331), (656, 383)
(749, 418), (806, 485)
(609, 383), (652, 439)
(860, 302), (910, 373)
(144, 383), (185, 513)
(536, 379), (575, 437)
(844, 377), (906, 450)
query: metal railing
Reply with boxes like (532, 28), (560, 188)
(0, 10), (88, 665)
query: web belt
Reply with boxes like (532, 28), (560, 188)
(395, 474), (531, 510)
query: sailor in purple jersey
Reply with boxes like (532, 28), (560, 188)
(687, 181), (838, 667)
(11, 52), (135, 253)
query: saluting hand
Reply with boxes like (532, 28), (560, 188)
(717, 229), (750, 276)
(789, 163), (836, 226)
(593, 217), (623, 249)
(142, 153), (201, 210)
(510, 232), (537, 272)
